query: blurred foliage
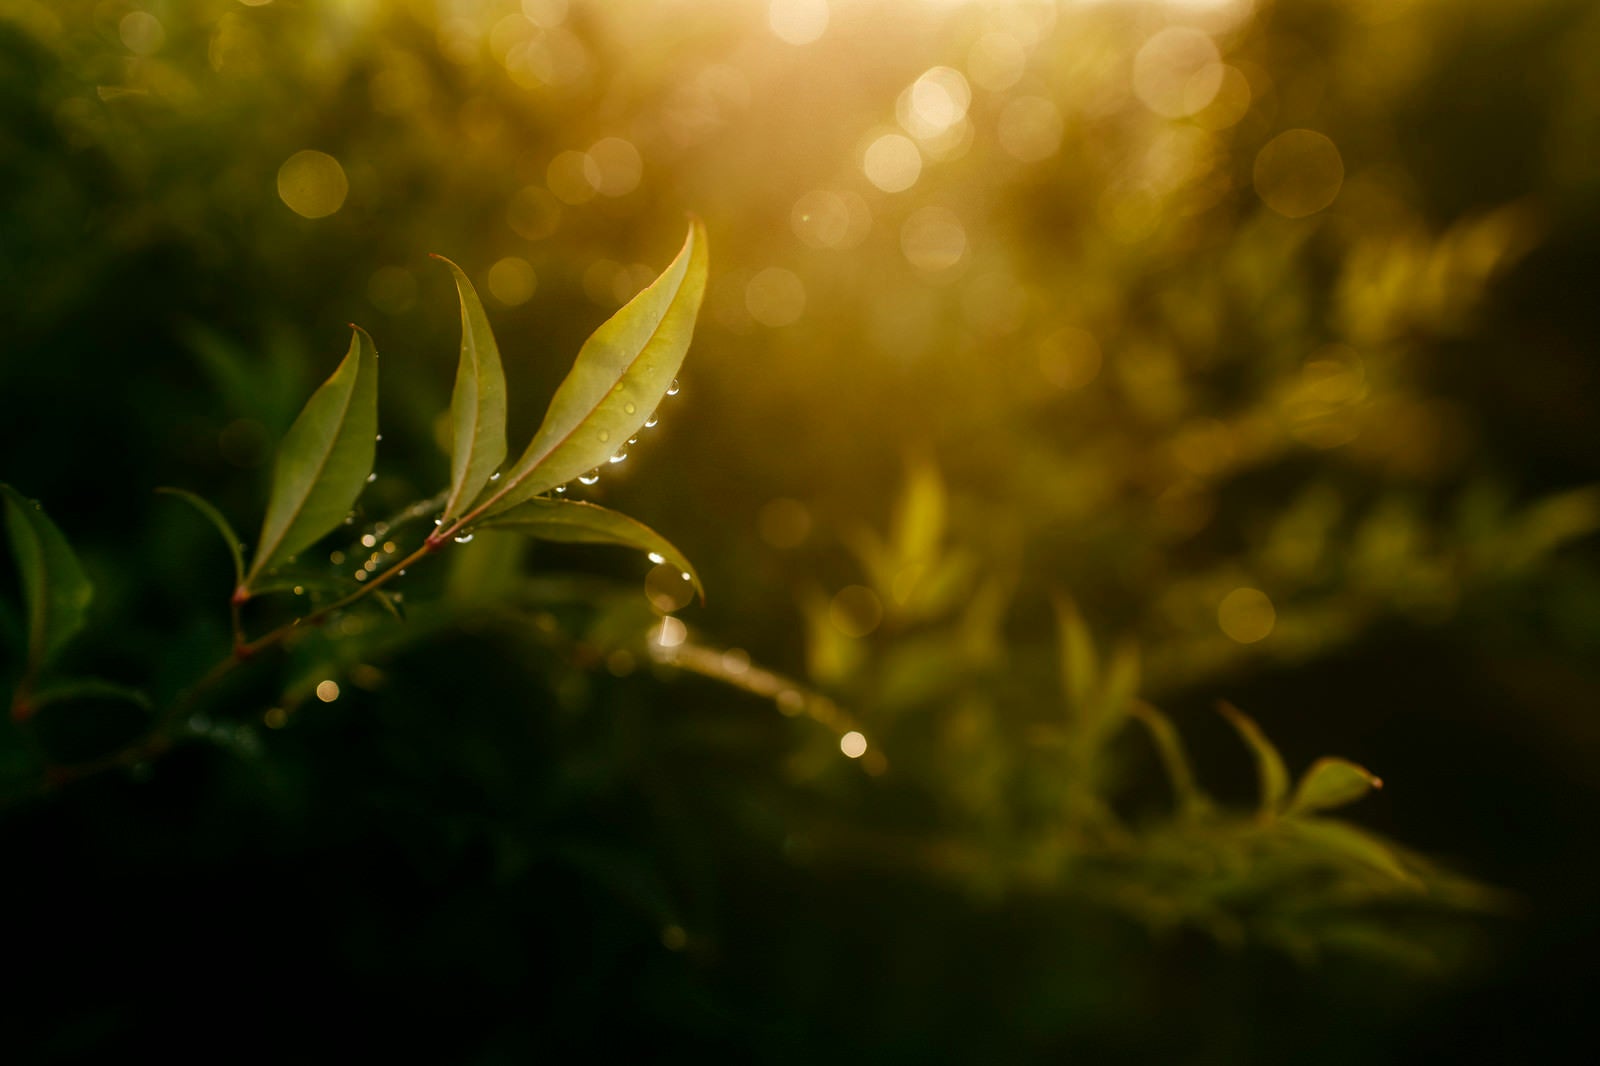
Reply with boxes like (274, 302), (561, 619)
(4, 0), (1600, 1061)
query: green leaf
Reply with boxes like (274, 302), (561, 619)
(244, 326), (379, 590)
(1218, 701), (1290, 817)
(30, 678), (151, 713)
(156, 487), (245, 587)
(479, 497), (703, 602)
(890, 457), (946, 570)
(483, 219), (708, 515)
(1286, 757), (1383, 818)
(1053, 596), (1097, 717)
(1283, 819), (1422, 890)
(1, 484), (93, 684)
(432, 256), (508, 523)
(1128, 701), (1207, 816)
(1098, 639), (1141, 728)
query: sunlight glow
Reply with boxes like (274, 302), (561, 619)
(1254, 130), (1345, 218)
(769, 0), (829, 46)
(863, 133), (922, 192)
(1218, 588), (1276, 643)
(277, 150), (348, 219)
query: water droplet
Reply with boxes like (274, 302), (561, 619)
(366, 473), (377, 483)
(454, 533), (475, 544)
(578, 469), (601, 485)
(624, 401), (637, 415)
(434, 519), (443, 527)
(666, 378), (681, 396)
(554, 484), (567, 494)
(343, 516), (354, 525)
(647, 552), (665, 564)
(680, 571), (692, 581)
(489, 471), (501, 481)
(598, 429), (611, 443)
(628, 436), (639, 445)
(375, 434), (383, 442)
(644, 411), (659, 428)
(608, 448), (628, 464)
(293, 585), (304, 595)
(398, 569), (407, 576)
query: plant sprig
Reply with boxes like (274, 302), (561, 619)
(1, 220), (709, 787)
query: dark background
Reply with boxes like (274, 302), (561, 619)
(3, 0), (1598, 1060)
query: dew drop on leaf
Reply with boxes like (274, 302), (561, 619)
(579, 469), (601, 485)
(648, 552), (665, 564)
(624, 401), (637, 415)
(666, 378), (681, 396)
(454, 533), (475, 543)
(644, 411), (659, 428)
(609, 449), (628, 464)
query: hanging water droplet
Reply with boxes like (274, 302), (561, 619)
(628, 436), (639, 445)
(647, 552), (665, 564)
(375, 434), (383, 442)
(489, 471), (501, 481)
(554, 484), (567, 494)
(366, 473), (377, 484)
(624, 401), (637, 415)
(608, 448), (628, 464)
(578, 469), (601, 485)
(434, 519), (443, 527)
(666, 378), (680, 396)
(680, 571), (692, 581)
(644, 411), (659, 428)
(454, 533), (475, 544)
(598, 429), (611, 443)
(398, 570), (407, 577)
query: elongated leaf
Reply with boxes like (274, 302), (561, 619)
(1218, 701), (1290, 817)
(30, 677), (151, 713)
(433, 256), (508, 522)
(157, 487), (244, 586)
(1053, 596), (1097, 717)
(1, 484), (92, 679)
(1129, 701), (1207, 816)
(482, 219), (708, 515)
(244, 327), (379, 590)
(1284, 819), (1422, 890)
(1097, 639), (1141, 729)
(479, 497), (703, 601)
(1286, 757), (1383, 818)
